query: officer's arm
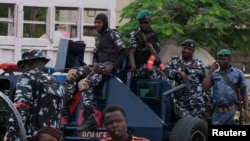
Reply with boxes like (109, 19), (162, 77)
(128, 48), (136, 70)
(113, 48), (126, 69)
(202, 62), (218, 91)
(110, 30), (126, 69)
(14, 74), (33, 125)
(241, 89), (248, 111)
(92, 52), (98, 65)
(202, 70), (213, 92)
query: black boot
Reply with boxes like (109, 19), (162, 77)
(77, 108), (97, 131)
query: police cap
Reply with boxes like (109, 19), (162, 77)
(136, 10), (150, 21)
(180, 39), (195, 48)
(217, 49), (231, 57)
(17, 49), (50, 69)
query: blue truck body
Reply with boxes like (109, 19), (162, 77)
(0, 39), (208, 141)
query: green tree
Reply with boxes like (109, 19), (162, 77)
(118, 0), (250, 53)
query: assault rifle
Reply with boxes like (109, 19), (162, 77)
(146, 43), (165, 71)
(139, 32), (165, 70)
(139, 32), (168, 77)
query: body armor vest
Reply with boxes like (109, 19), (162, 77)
(95, 30), (118, 63)
(135, 30), (160, 65)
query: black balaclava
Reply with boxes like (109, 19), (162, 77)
(95, 13), (108, 33)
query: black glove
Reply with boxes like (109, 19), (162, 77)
(128, 68), (137, 77)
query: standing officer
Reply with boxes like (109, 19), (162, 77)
(127, 9), (166, 80)
(202, 49), (249, 125)
(61, 13), (126, 131)
(4, 49), (65, 141)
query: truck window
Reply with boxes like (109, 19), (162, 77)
(136, 80), (161, 100)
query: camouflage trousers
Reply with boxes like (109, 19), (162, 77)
(64, 63), (109, 114)
(81, 71), (105, 109)
(172, 93), (209, 120)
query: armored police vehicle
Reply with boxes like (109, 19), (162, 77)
(0, 38), (208, 141)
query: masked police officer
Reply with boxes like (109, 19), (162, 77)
(61, 13), (126, 131)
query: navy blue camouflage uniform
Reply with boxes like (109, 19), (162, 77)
(129, 27), (166, 80)
(63, 16), (126, 131)
(64, 28), (125, 107)
(4, 50), (65, 141)
(165, 56), (210, 120)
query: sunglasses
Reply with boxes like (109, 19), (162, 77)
(140, 21), (149, 25)
(216, 57), (229, 61)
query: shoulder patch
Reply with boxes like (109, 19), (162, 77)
(19, 77), (30, 87)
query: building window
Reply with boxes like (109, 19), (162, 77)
(0, 4), (15, 36)
(23, 6), (47, 38)
(55, 7), (79, 38)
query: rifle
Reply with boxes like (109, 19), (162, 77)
(139, 32), (165, 71)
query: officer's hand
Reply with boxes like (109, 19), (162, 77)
(127, 68), (137, 77)
(206, 101), (213, 112)
(102, 63), (114, 76)
(78, 79), (89, 91)
(241, 109), (249, 124)
(174, 70), (188, 80)
(4, 125), (17, 141)
(209, 62), (219, 72)
(93, 63), (102, 73)
(67, 69), (78, 80)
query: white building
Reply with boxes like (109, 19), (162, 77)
(0, 0), (118, 68)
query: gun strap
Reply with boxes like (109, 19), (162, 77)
(219, 73), (240, 101)
(219, 73), (236, 91)
(140, 32), (159, 58)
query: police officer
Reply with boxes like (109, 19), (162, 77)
(203, 49), (249, 125)
(165, 39), (210, 121)
(61, 13), (126, 131)
(4, 49), (64, 141)
(101, 104), (150, 141)
(127, 9), (166, 80)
